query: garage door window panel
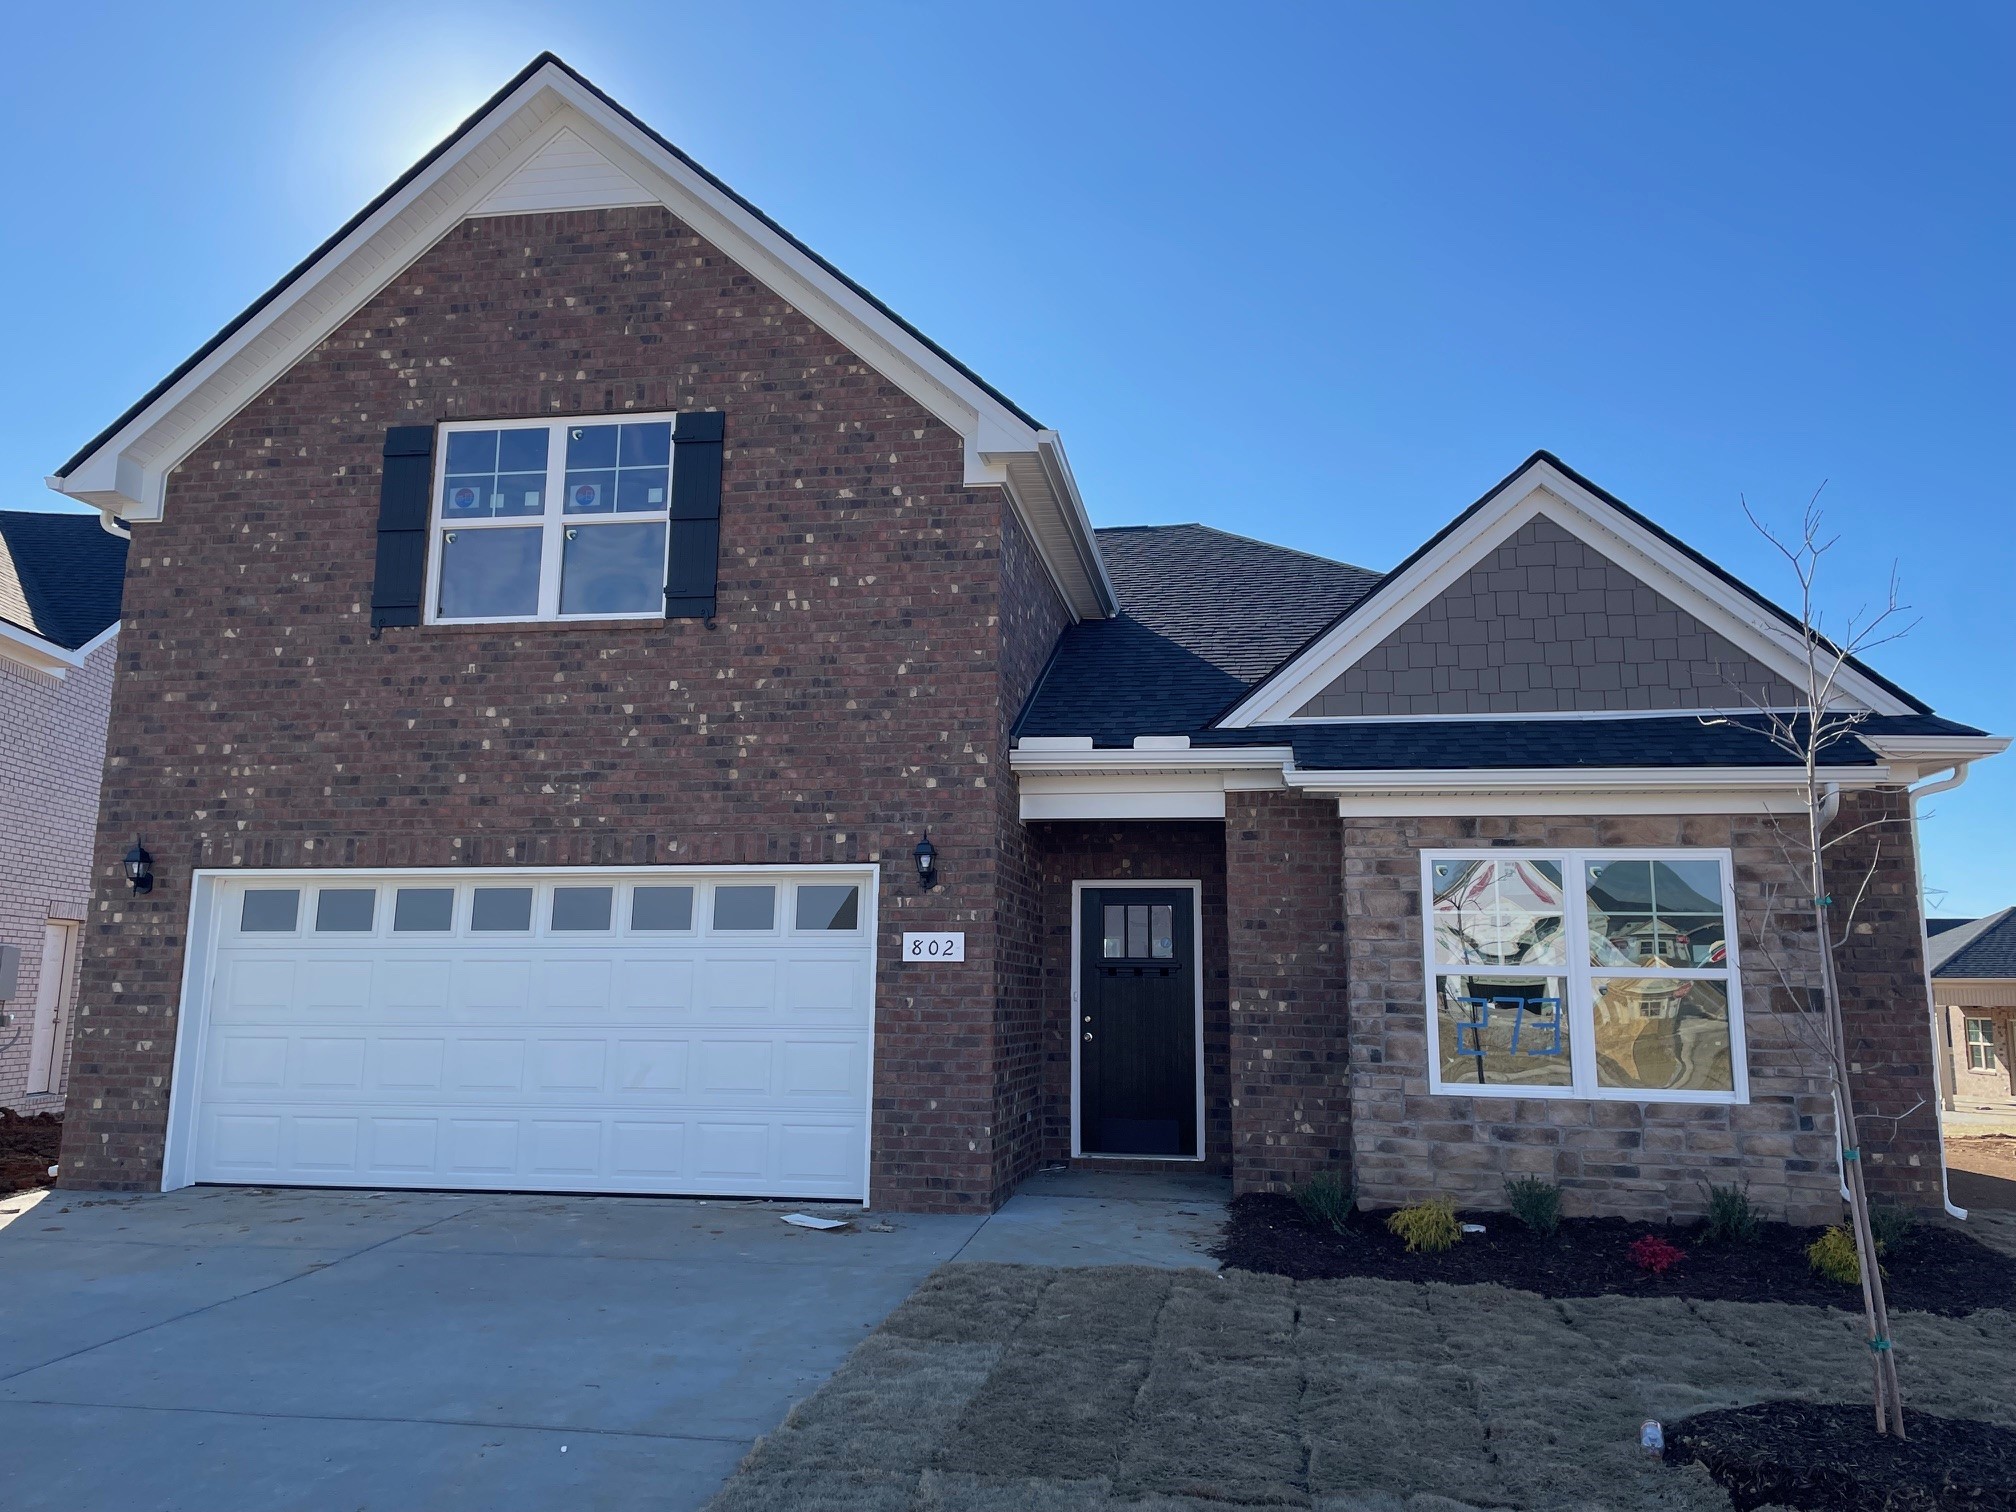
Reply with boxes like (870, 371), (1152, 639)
(553, 887), (614, 932)
(394, 888), (455, 933)
(795, 885), (860, 932)
(714, 886), (776, 932)
(631, 886), (695, 932)
(471, 888), (534, 932)
(240, 889), (301, 933)
(315, 889), (376, 933)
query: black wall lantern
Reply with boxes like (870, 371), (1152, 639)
(123, 840), (154, 895)
(912, 831), (938, 892)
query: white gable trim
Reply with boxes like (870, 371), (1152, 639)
(48, 59), (1114, 619)
(0, 618), (117, 679)
(1219, 457), (1915, 724)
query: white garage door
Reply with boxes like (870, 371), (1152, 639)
(168, 868), (877, 1200)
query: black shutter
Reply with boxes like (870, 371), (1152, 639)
(370, 425), (436, 629)
(666, 411), (725, 619)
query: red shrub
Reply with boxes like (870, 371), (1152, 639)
(1629, 1235), (1687, 1275)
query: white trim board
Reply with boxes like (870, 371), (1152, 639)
(1069, 879), (1207, 1162)
(48, 57), (1114, 620)
(0, 619), (116, 678)
(1220, 456), (1917, 725)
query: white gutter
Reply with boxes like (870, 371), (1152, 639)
(1905, 762), (1974, 1220)
(1283, 764), (1900, 794)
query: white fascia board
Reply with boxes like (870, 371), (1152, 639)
(1009, 745), (1295, 773)
(1333, 789), (1814, 818)
(48, 63), (1114, 618)
(1285, 763), (1896, 794)
(1221, 458), (1914, 725)
(0, 619), (114, 677)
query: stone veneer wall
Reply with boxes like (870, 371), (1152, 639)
(1343, 811), (1849, 1225)
(1226, 792), (1349, 1195)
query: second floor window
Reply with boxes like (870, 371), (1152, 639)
(428, 414), (675, 623)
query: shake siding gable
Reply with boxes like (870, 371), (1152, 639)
(62, 205), (1039, 1209)
(1295, 514), (1803, 717)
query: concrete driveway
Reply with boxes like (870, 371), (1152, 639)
(0, 1171), (1225, 1512)
(0, 1187), (985, 1511)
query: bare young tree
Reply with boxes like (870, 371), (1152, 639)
(1707, 486), (1917, 1439)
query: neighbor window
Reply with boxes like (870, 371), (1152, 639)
(1424, 850), (1746, 1103)
(429, 415), (674, 623)
(1966, 1017), (2000, 1072)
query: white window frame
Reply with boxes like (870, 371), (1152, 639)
(1965, 1016), (1999, 1072)
(1420, 847), (1750, 1105)
(424, 412), (678, 626)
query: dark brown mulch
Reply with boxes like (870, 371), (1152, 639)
(1217, 1192), (2016, 1317)
(0, 1110), (62, 1193)
(1667, 1401), (2016, 1511)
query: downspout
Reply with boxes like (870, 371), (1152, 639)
(1905, 764), (1971, 1220)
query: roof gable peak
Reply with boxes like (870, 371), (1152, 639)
(1216, 452), (1927, 726)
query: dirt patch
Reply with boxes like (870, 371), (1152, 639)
(706, 1261), (2016, 1511)
(1948, 1136), (2016, 1212)
(0, 1110), (61, 1194)
(1668, 1400), (2016, 1510)
(1217, 1192), (2016, 1317)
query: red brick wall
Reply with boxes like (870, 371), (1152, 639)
(1028, 821), (1231, 1171)
(990, 512), (1074, 1196)
(1225, 792), (1349, 1194)
(61, 204), (1051, 1211)
(1830, 787), (1948, 1209)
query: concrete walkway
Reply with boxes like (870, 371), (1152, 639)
(0, 1172), (1226, 1511)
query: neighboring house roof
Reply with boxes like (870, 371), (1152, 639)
(0, 510), (127, 651)
(1930, 908), (2016, 979)
(1927, 918), (1977, 939)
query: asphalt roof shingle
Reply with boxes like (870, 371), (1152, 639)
(0, 510), (128, 650)
(1930, 908), (2016, 979)
(1016, 524), (1379, 741)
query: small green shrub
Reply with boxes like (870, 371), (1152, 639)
(1808, 1225), (1863, 1286)
(1869, 1205), (1916, 1254)
(1702, 1182), (1762, 1245)
(1504, 1175), (1562, 1236)
(1294, 1172), (1354, 1234)
(1387, 1199), (1463, 1254)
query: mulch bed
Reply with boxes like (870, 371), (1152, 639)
(1218, 1192), (2016, 1317)
(1667, 1401), (2016, 1511)
(0, 1110), (62, 1193)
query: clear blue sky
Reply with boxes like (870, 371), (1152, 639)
(5, 2), (2010, 911)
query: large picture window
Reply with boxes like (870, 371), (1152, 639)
(427, 414), (675, 624)
(1423, 849), (1747, 1103)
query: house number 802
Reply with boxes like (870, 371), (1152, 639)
(902, 932), (965, 962)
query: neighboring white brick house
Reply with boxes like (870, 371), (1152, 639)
(0, 510), (126, 1111)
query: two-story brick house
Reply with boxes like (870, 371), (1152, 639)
(48, 56), (2003, 1219)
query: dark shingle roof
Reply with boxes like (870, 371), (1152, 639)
(1930, 908), (2016, 979)
(1016, 525), (1380, 740)
(0, 510), (128, 649)
(1927, 918), (1977, 939)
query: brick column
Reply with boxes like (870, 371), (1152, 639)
(1225, 791), (1349, 1194)
(1830, 787), (1948, 1210)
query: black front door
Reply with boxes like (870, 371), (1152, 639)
(1078, 887), (1197, 1156)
